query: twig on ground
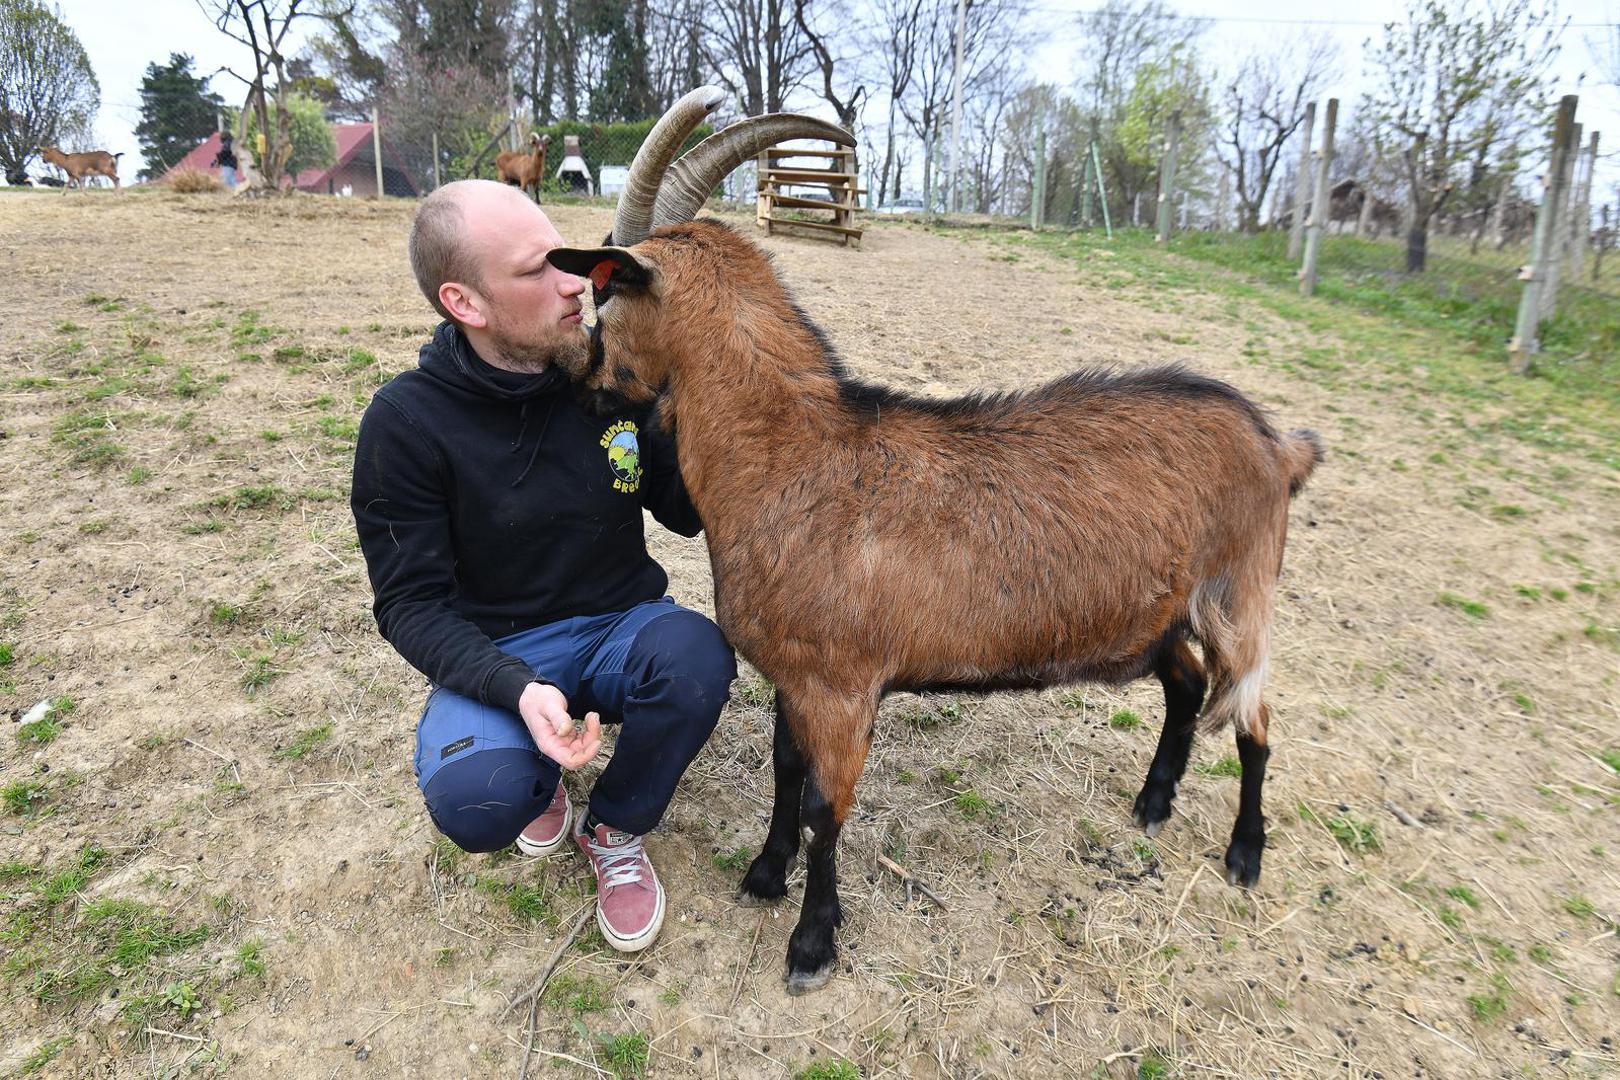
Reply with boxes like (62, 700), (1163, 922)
(1385, 801), (1425, 828)
(503, 905), (595, 1016)
(877, 853), (947, 910)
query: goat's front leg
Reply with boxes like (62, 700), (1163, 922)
(782, 691), (874, 994)
(739, 692), (805, 903)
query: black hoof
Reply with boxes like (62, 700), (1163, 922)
(1131, 785), (1176, 838)
(785, 937), (837, 995)
(1224, 833), (1264, 888)
(738, 853), (791, 903)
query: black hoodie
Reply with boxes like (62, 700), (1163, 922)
(351, 322), (702, 713)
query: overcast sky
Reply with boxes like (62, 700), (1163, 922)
(49, 0), (1620, 200)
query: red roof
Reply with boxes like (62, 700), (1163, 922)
(162, 123), (418, 194)
(170, 132), (226, 175)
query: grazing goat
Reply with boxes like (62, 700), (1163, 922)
(39, 146), (122, 192)
(495, 133), (552, 202)
(551, 87), (1321, 993)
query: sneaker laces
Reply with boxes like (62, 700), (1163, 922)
(586, 833), (646, 890)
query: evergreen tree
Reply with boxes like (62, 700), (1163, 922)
(134, 53), (222, 180)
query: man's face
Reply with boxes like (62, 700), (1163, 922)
(458, 187), (588, 370)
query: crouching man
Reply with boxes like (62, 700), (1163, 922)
(351, 180), (736, 951)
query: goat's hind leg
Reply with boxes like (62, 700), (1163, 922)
(1131, 638), (1207, 837)
(1225, 703), (1270, 887)
(739, 691), (806, 903)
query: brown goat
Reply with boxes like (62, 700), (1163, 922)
(39, 146), (122, 192)
(495, 133), (552, 201)
(549, 219), (1321, 992)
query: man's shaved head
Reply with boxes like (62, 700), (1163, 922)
(410, 180), (544, 321)
(407, 179), (588, 372)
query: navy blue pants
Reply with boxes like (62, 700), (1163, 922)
(414, 598), (736, 852)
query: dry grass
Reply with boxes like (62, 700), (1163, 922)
(164, 168), (226, 195)
(1, 189), (1617, 1079)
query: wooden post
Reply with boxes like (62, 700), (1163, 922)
(1030, 126), (1047, 230)
(1567, 131), (1599, 282)
(1299, 98), (1337, 296)
(1539, 119), (1581, 324)
(1080, 140), (1095, 227)
(1510, 95), (1579, 373)
(431, 131), (441, 191)
(371, 107), (385, 197)
(1288, 101), (1316, 259)
(1593, 203), (1611, 283)
(1155, 109), (1181, 244)
(1356, 183), (1376, 236)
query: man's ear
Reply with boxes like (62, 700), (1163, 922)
(546, 246), (655, 291)
(439, 281), (488, 328)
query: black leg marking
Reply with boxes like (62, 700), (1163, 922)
(739, 692), (805, 903)
(1132, 640), (1207, 836)
(784, 773), (843, 995)
(1224, 729), (1270, 887)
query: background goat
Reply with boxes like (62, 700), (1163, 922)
(548, 86), (1319, 993)
(39, 146), (122, 192)
(495, 133), (551, 202)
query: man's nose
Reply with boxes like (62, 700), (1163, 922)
(559, 272), (586, 297)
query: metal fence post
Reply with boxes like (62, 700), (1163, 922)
(1155, 109), (1181, 244)
(1509, 95), (1579, 373)
(1299, 98), (1337, 296)
(1288, 102), (1316, 260)
(371, 107), (384, 197)
(1031, 125), (1046, 230)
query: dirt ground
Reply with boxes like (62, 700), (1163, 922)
(1, 189), (1617, 1080)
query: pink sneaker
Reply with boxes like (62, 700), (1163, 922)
(514, 784), (572, 857)
(574, 812), (665, 952)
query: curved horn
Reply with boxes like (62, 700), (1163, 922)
(652, 114), (855, 229)
(613, 85), (726, 244)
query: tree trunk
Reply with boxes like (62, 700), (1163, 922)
(1405, 223), (1428, 272)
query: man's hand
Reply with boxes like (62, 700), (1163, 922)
(518, 682), (601, 770)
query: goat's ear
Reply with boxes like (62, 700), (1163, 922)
(547, 246), (654, 291)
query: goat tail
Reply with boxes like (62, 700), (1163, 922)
(1189, 550), (1279, 738)
(1282, 429), (1323, 496)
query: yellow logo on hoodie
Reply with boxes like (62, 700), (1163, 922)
(601, 421), (641, 493)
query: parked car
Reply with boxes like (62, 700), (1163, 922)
(873, 197), (927, 215)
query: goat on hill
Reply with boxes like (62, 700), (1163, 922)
(548, 88), (1322, 994)
(495, 133), (552, 202)
(39, 146), (122, 192)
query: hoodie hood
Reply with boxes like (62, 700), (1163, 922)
(417, 321), (571, 403)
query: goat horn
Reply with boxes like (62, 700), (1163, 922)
(613, 85), (726, 245)
(652, 114), (855, 229)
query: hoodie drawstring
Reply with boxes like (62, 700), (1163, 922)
(509, 402), (530, 452)
(511, 396), (558, 488)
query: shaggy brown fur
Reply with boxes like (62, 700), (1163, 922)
(39, 146), (122, 192)
(549, 219), (1321, 991)
(495, 134), (551, 202)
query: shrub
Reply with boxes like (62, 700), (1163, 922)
(167, 168), (224, 194)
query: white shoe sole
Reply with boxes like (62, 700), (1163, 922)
(514, 789), (572, 857)
(574, 808), (666, 953)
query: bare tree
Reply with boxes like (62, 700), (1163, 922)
(0, 0), (98, 181)
(702, 0), (815, 116)
(1217, 37), (1336, 232)
(201, 0), (342, 189)
(898, 0), (1027, 210)
(869, 0), (924, 201)
(794, 0), (865, 131)
(1362, 0), (1563, 271)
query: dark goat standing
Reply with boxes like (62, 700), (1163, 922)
(551, 220), (1322, 992)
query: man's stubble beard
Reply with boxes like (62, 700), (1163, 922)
(487, 321), (589, 377)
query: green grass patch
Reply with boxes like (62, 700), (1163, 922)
(1466, 974), (1510, 1023)
(598, 1031), (649, 1079)
(3, 779), (50, 816)
(1444, 885), (1482, 909)
(1108, 708), (1142, 730)
(1562, 894), (1596, 918)
(17, 1036), (73, 1074)
(712, 847), (752, 873)
(273, 722), (331, 759)
(1195, 755), (1242, 777)
(1437, 592), (1489, 619)
(50, 408), (129, 468)
(795, 1061), (861, 1080)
